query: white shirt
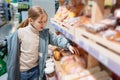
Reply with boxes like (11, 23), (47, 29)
(18, 24), (39, 72)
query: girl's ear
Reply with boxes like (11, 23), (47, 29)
(28, 18), (33, 23)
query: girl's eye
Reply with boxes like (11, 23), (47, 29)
(38, 21), (42, 23)
(38, 21), (47, 23)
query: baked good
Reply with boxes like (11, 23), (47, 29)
(108, 32), (120, 42)
(84, 23), (107, 33)
(54, 6), (69, 21)
(53, 49), (61, 61)
(60, 49), (68, 57)
(60, 55), (86, 74)
(101, 29), (120, 42)
(100, 18), (116, 28)
(73, 16), (91, 27)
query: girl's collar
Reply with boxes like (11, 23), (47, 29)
(28, 23), (39, 34)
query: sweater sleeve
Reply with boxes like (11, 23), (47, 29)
(49, 31), (70, 50)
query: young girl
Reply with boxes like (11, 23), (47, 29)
(0, 6), (79, 80)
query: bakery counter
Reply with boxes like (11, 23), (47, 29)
(51, 18), (120, 77)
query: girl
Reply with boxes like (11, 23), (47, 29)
(0, 6), (79, 80)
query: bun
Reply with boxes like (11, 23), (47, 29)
(60, 50), (67, 57)
(53, 49), (61, 61)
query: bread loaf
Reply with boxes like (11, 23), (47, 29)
(53, 49), (61, 61)
(61, 55), (86, 74)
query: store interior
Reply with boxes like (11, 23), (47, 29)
(0, 0), (120, 80)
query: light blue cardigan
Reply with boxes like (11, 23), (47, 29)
(2, 28), (70, 80)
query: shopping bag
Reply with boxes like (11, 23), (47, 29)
(0, 58), (6, 76)
(0, 51), (7, 76)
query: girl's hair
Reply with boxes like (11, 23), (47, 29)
(18, 6), (48, 28)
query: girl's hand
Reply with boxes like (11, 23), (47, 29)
(68, 45), (80, 55)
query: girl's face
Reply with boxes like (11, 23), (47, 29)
(30, 14), (47, 31)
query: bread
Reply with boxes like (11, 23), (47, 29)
(61, 55), (86, 74)
(73, 16), (91, 27)
(100, 18), (116, 28)
(54, 6), (69, 21)
(74, 55), (86, 68)
(84, 23), (108, 33)
(53, 49), (61, 61)
(108, 32), (120, 42)
(60, 49), (68, 57)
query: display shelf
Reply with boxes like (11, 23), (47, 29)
(18, 2), (29, 12)
(51, 18), (120, 77)
(54, 60), (111, 80)
(51, 18), (76, 42)
(75, 27), (120, 55)
(18, 0), (29, 2)
(0, 2), (6, 27)
(17, 0), (31, 11)
(17, 0), (31, 23)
